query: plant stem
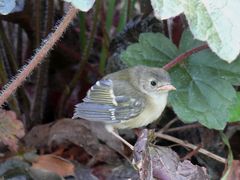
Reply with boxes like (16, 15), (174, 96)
(163, 44), (209, 70)
(99, 1), (111, 73)
(30, 0), (54, 127)
(155, 132), (227, 164)
(0, 6), (79, 106)
(57, 0), (101, 117)
(0, 21), (30, 120)
(79, 12), (86, 51)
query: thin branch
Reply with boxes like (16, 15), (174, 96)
(155, 132), (227, 164)
(57, 1), (101, 117)
(126, 0), (131, 22)
(165, 123), (202, 133)
(30, 0), (55, 127)
(159, 117), (179, 133)
(0, 6), (79, 106)
(163, 44), (209, 70)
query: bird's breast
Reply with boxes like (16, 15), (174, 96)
(114, 93), (168, 129)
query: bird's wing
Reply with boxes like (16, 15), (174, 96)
(72, 79), (144, 123)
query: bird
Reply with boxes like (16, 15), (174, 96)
(73, 65), (176, 150)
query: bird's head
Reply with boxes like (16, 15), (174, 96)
(131, 66), (176, 97)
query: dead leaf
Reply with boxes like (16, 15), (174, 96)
(107, 164), (139, 180)
(29, 167), (64, 180)
(133, 129), (152, 180)
(133, 129), (209, 180)
(32, 154), (74, 177)
(150, 146), (209, 179)
(23, 123), (51, 149)
(24, 119), (121, 164)
(74, 163), (98, 180)
(0, 109), (25, 151)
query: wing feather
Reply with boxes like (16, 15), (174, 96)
(73, 79), (144, 124)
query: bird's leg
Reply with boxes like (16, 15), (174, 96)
(105, 125), (134, 150)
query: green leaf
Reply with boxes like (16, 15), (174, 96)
(229, 92), (240, 122)
(151, 0), (240, 62)
(121, 33), (179, 67)
(64, 0), (95, 12)
(121, 30), (240, 129)
(150, 0), (183, 20)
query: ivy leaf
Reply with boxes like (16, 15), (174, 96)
(121, 33), (179, 67)
(64, 0), (95, 12)
(151, 0), (240, 62)
(229, 92), (240, 122)
(121, 30), (240, 129)
(0, 0), (16, 15)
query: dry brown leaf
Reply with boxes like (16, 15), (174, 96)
(24, 118), (121, 164)
(23, 123), (51, 149)
(48, 119), (121, 164)
(32, 154), (74, 177)
(0, 109), (25, 151)
(133, 129), (209, 180)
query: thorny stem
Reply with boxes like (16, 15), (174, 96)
(163, 44), (209, 70)
(0, 6), (79, 106)
(155, 132), (227, 164)
(58, 0), (101, 117)
(0, 21), (30, 120)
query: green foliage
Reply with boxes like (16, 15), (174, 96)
(122, 33), (178, 67)
(116, 1), (128, 32)
(229, 92), (240, 122)
(121, 30), (240, 129)
(150, 0), (240, 62)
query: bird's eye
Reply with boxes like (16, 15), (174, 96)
(150, 80), (157, 86)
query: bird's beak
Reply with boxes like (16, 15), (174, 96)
(157, 84), (176, 91)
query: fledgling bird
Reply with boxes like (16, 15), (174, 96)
(73, 65), (176, 149)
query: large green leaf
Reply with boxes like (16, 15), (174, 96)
(121, 30), (240, 129)
(150, 0), (240, 62)
(121, 33), (179, 67)
(150, 0), (183, 20)
(229, 92), (240, 122)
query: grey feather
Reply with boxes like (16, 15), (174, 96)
(72, 79), (145, 124)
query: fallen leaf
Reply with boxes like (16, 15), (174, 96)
(32, 154), (74, 177)
(74, 163), (98, 180)
(23, 123), (51, 149)
(29, 167), (63, 180)
(24, 119), (121, 164)
(0, 109), (25, 151)
(133, 129), (153, 180)
(133, 129), (209, 179)
(106, 164), (139, 180)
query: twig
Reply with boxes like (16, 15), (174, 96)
(159, 117), (179, 133)
(57, 1), (101, 117)
(163, 44), (209, 70)
(30, 0), (55, 127)
(155, 132), (227, 164)
(126, 0), (131, 22)
(165, 123), (202, 133)
(0, 6), (79, 106)
(181, 145), (202, 161)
